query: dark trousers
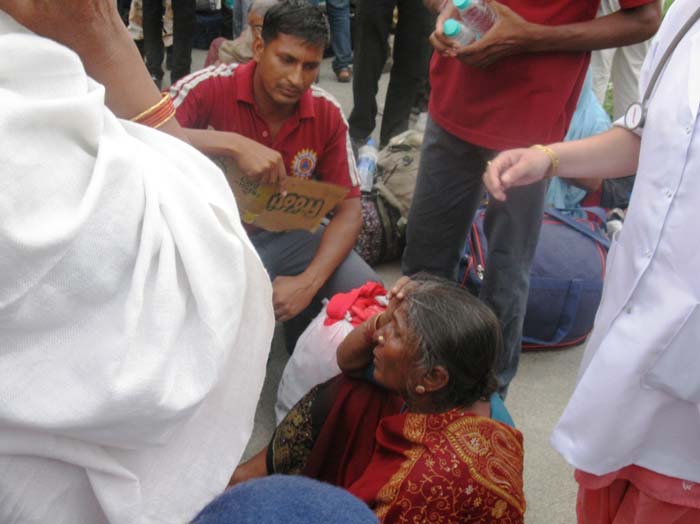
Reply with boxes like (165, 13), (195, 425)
(251, 228), (381, 354)
(142, 0), (196, 85)
(348, 0), (433, 147)
(402, 117), (547, 396)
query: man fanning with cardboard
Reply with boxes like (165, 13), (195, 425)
(170, 0), (379, 351)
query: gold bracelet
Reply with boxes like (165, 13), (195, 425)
(130, 93), (172, 124)
(530, 144), (559, 179)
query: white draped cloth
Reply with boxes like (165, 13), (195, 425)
(0, 11), (274, 524)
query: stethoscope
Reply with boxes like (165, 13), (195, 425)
(624, 5), (700, 130)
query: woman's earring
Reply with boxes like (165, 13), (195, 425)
(415, 385), (426, 395)
(377, 335), (385, 344)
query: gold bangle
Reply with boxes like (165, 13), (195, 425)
(130, 93), (171, 123)
(372, 312), (384, 332)
(530, 144), (559, 179)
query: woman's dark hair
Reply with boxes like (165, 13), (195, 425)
(403, 275), (501, 408)
(261, 0), (329, 48)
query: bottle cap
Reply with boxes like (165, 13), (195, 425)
(453, 0), (472, 10)
(443, 19), (462, 37)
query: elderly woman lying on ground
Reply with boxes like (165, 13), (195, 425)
(233, 275), (526, 523)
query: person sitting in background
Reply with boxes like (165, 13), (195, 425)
(170, 0), (379, 353)
(205, 0), (280, 67)
(232, 276), (526, 524)
(0, 1), (274, 522)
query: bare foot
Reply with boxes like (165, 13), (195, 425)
(228, 446), (269, 487)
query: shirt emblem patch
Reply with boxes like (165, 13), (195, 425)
(291, 148), (317, 179)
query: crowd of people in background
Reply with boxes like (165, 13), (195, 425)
(1, 0), (699, 523)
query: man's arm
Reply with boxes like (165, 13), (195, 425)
(432, 0), (661, 68)
(171, 77), (287, 187)
(272, 197), (362, 321)
(184, 128), (286, 187)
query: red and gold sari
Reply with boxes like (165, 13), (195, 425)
(270, 376), (525, 523)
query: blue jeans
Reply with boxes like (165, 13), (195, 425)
(309, 0), (353, 71)
(232, 0), (252, 38)
(402, 117), (547, 396)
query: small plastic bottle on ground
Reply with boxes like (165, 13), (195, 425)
(356, 138), (378, 192)
(453, 0), (496, 36)
(443, 19), (478, 47)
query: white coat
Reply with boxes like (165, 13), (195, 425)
(551, 0), (700, 485)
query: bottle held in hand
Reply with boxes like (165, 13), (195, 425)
(357, 138), (378, 193)
(453, 0), (496, 36)
(443, 19), (479, 47)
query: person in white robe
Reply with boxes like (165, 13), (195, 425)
(0, 2), (274, 523)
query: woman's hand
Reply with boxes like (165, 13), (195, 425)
(0, 1), (125, 57)
(337, 277), (414, 374)
(0, 0), (188, 140)
(380, 277), (415, 327)
(483, 147), (553, 201)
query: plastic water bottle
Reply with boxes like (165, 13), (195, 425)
(443, 19), (478, 47)
(357, 138), (378, 192)
(453, 0), (496, 36)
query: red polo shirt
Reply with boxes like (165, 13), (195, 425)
(429, 0), (656, 151)
(169, 60), (360, 198)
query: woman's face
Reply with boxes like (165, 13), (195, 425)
(372, 304), (421, 394)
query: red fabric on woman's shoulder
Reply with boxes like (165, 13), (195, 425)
(302, 377), (404, 487)
(306, 377), (526, 523)
(351, 410), (525, 523)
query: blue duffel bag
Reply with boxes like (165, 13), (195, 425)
(458, 207), (610, 350)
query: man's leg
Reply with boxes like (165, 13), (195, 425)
(232, 0), (252, 38)
(480, 179), (546, 396)
(251, 229), (380, 353)
(170, 0), (196, 85)
(379, 0), (433, 147)
(402, 116), (487, 279)
(347, 0), (396, 142)
(325, 0), (353, 74)
(142, 0), (166, 86)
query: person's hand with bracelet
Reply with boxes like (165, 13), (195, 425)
(0, 0), (186, 140)
(482, 143), (560, 202)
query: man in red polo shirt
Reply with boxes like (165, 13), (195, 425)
(403, 0), (661, 395)
(169, 0), (379, 351)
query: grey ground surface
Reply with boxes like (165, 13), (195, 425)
(186, 50), (581, 524)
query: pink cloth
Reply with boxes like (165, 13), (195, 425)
(204, 37), (226, 68)
(324, 282), (386, 327)
(576, 466), (700, 524)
